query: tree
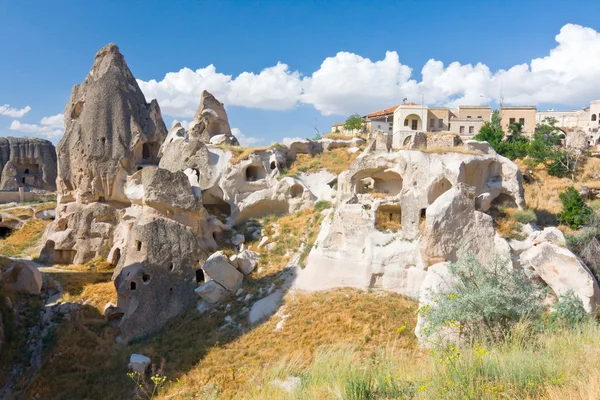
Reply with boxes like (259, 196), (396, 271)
(343, 113), (364, 134)
(557, 187), (594, 229)
(535, 117), (563, 146)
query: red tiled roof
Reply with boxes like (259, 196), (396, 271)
(365, 105), (400, 119)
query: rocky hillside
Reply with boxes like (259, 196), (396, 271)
(2, 43), (600, 399)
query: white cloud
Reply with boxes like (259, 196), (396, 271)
(232, 127), (263, 147)
(137, 23), (600, 118)
(171, 119), (191, 130)
(282, 136), (304, 146)
(0, 104), (31, 118)
(10, 113), (64, 139)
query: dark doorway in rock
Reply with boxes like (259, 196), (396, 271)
(0, 226), (13, 239)
(270, 161), (276, 170)
(245, 165), (266, 182)
(196, 269), (205, 284)
(21, 177), (25, 184)
(24, 169), (29, 174)
(111, 248), (121, 266)
(142, 143), (151, 159)
(420, 208), (426, 220)
(130, 282), (136, 290)
(136, 240), (142, 251)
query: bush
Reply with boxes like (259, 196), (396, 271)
(513, 209), (537, 224)
(314, 200), (332, 212)
(557, 187), (594, 229)
(424, 252), (545, 342)
(548, 291), (588, 328)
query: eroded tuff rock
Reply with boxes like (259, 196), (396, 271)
(295, 142), (522, 296)
(187, 90), (239, 145)
(0, 137), (57, 191)
(56, 43), (167, 204)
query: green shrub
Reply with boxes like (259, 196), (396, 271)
(423, 252), (545, 342)
(513, 209), (537, 224)
(557, 187), (594, 229)
(549, 291), (588, 329)
(314, 200), (332, 212)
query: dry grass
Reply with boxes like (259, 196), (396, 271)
(47, 258), (116, 312)
(156, 289), (417, 399)
(420, 145), (482, 155)
(34, 202), (57, 213)
(285, 148), (360, 176)
(0, 218), (49, 257)
(246, 208), (324, 275)
(323, 133), (362, 140)
(493, 207), (527, 240)
(2, 207), (34, 218)
(518, 158), (600, 228)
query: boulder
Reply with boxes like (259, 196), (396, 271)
(194, 280), (230, 304)
(202, 251), (243, 292)
(520, 242), (600, 312)
(532, 227), (567, 247)
(0, 137), (57, 191)
(249, 290), (284, 325)
(234, 250), (260, 275)
(128, 354), (151, 373)
(103, 302), (124, 322)
(231, 234), (245, 246)
(2, 262), (42, 295)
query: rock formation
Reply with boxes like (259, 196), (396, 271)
(0, 137), (57, 191)
(55, 43), (168, 204)
(187, 90), (239, 145)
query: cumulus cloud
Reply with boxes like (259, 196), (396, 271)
(232, 128), (263, 147)
(10, 113), (64, 139)
(282, 136), (304, 146)
(0, 104), (31, 118)
(137, 24), (600, 118)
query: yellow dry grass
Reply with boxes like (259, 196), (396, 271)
(518, 158), (600, 228)
(420, 145), (482, 155)
(0, 218), (49, 257)
(156, 289), (418, 399)
(34, 202), (57, 213)
(2, 207), (34, 218)
(375, 205), (402, 232)
(285, 148), (359, 175)
(48, 258), (116, 312)
(323, 133), (363, 140)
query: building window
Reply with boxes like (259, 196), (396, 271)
(469, 126), (474, 134)
(519, 118), (525, 126)
(430, 118), (435, 128)
(459, 126), (465, 134)
(593, 114), (597, 122)
(411, 120), (418, 130)
(467, 116), (472, 119)
(477, 116), (482, 119)
(438, 119), (443, 128)
(509, 118), (515, 125)
(404, 118), (409, 127)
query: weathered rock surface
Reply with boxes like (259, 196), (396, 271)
(128, 354), (151, 372)
(195, 280), (230, 304)
(202, 251), (243, 292)
(0, 137), (57, 191)
(232, 249), (260, 275)
(1, 261), (42, 295)
(187, 90), (238, 145)
(56, 43), (167, 203)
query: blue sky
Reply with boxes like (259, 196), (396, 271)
(1, 0), (600, 145)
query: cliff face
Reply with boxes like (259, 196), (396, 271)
(0, 137), (57, 191)
(56, 43), (168, 203)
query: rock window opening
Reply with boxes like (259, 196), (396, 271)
(142, 273), (151, 283)
(375, 204), (402, 232)
(136, 240), (142, 251)
(137, 166), (143, 171)
(169, 263), (174, 272)
(420, 208), (426, 220)
(0, 227), (14, 239)
(245, 165), (265, 182)
(196, 269), (205, 284)
(270, 161), (276, 170)
(142, 143), (151, 160)
(21, 177), (26, 184)
(290, 184), (303, 199)
(111, 248), (121, 266)
(24, 169), (29, 174)
(130, 282), (136, 290)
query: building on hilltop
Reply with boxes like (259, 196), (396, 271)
(331, 105), (397, 136)
(536, 100), (600, 133)
(500, 106), (537, 136)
